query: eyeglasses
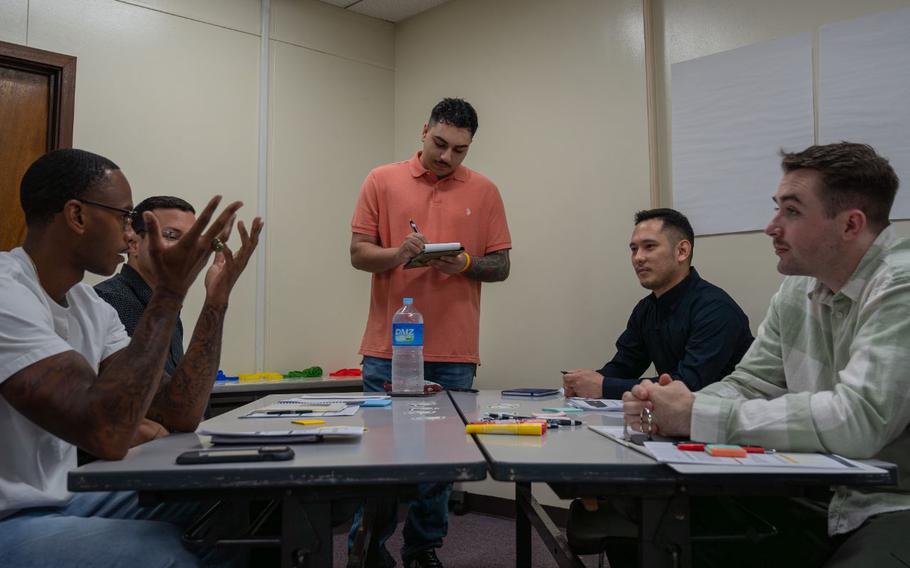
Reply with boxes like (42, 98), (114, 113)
(160, 229), (182, 242)
(134, 228), (182, 241)
(76, 198), (136, 226)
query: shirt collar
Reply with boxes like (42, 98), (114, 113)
(809, 226), (897, 304)
(651, 267), (699, 310)
(120, 264), (153, 306)
(408, 151), (468, 183)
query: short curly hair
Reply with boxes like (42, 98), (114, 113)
(428, 98), (478, 136)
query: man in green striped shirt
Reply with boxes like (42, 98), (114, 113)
(624, 142), (910, 566)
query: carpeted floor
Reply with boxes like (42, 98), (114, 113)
(330, 511), (602, 567)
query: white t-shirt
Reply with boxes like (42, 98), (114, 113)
(0, 248), (130, 518)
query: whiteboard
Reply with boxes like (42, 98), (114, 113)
(818, 8), (910, 220)
(671, 33), (814, 235)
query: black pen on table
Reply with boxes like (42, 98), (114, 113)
(265, 409), (313, 415)
(409, 219), (420, 233)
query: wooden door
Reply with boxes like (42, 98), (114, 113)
(0, 41), (76, 251)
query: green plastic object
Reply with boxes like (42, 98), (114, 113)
(284, 367), (323, 378)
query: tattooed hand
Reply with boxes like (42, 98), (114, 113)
(204, 216), (264, 305)
(144, 195), (244, 299)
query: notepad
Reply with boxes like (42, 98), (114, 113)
(404, 242), (464, 269)
(254, 403), (347, 414)
(243, 401), (357, 418)
(199, 426), (365, 445)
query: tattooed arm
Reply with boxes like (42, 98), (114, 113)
(146, 302), (226, 431)
(2, 290), (185, 460)
(428, 249), (511, 282)
(464, 249), (510, 282)
(147, 216), (263, 432)
(0, 197), (244, 460)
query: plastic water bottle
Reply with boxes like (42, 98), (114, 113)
(392, 298), (424, 393)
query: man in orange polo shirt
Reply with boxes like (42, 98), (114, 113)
(349, 98), (511, 568)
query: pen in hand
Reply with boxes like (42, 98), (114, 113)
(409, 219), (420, 234)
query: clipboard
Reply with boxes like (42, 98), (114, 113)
(404, 243), (464, 269)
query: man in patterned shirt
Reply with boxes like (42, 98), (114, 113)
(96, 196), (196, 375)
(623, 142), (910, 566)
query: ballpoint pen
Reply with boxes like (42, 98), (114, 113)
(409, 219), (420, 233)
(486, 413), (582, 427)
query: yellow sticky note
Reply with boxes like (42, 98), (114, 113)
(291, 419), (326, 425)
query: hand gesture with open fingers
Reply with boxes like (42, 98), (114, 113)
(145, 195), (244, 298)
(204, 216), (264, 305)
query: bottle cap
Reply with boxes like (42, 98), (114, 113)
(403, 298), (413, 305)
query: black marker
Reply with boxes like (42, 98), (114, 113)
(409, 219), (419, 233)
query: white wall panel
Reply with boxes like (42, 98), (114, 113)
(28, 0), (261, 372)
(395, 0), (651, 388)
(0, 0), (27, 44)
(265, 39), (394, 373)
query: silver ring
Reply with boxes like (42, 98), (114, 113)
(640, 407), (653, 440)
(212, 237), (224, 252)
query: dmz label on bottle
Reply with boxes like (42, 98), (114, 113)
(392, 323), (424, 347)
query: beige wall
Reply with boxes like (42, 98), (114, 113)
(265, 0), (394, 373)
(394, 0), (910, 505)
(654, 0), (910, 327)
(4, 0), (396, 375)
(0, 0), (28, 44)
(394, 0), (651, 506)
(5, 0), (909, 504)
(18, 0), (261, 373)
(395, 0), (652, 389)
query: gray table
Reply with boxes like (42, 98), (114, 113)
(208, 377), (362, 416)
(450, 390), (898, 568)
(69, 391), (486, 568)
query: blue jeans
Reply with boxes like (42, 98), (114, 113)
(0, 491), (229, 567)
(351, 356), (476, 562)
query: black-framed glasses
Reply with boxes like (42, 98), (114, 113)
(76, 198), (136, 226)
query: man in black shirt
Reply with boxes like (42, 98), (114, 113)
(563, 208), (753, 399)
(95, 196), (196, 375)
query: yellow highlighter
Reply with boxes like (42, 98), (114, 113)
(465, 423), (545, 436)
(292, 419), (326, 426)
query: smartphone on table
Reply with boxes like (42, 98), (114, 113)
(176, 446), (294, 464)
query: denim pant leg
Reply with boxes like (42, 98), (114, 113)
(0, 491), (218, 568)
(400, 361), (476, 558)
(349, 356), (401, 557)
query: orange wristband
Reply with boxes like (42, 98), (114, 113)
(459, 252), (472, 273)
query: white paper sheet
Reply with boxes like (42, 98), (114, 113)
(242, 404), (360, 419)
(643, 441), (875, 472)
(671, 33), (814, 235)
(199, 426), (365, 444)
(818, 7), (910, 219)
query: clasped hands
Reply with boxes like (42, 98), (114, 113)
(622, 373), (696, 438)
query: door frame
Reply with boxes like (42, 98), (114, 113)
(0, 40), (77, 149)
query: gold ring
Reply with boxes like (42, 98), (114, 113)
(212, 237), (224, 252)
